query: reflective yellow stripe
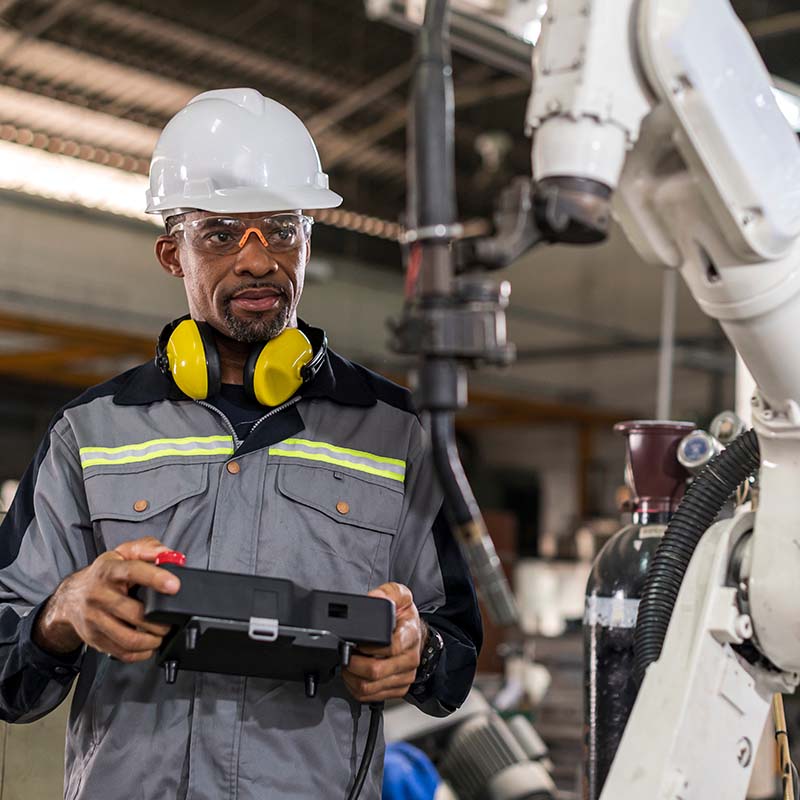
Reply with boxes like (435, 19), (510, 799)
(268, 437), (406, 482)
(279, 438), (405, 468)
(268, 448), (405, 482)
(81, 447), (234, 469)
(80, 435), (235, 469)
(79, 435), (233, 456)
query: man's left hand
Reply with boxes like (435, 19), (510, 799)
(342, 582), (427, 703)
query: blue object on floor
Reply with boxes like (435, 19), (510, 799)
(382, 742), (441, 800)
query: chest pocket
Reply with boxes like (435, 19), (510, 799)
(83, 463), (210, 557)
(270, 464), (404, 593)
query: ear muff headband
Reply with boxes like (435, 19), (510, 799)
(156, 318), (220, 400)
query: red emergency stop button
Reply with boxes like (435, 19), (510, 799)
(155, 551), (186, 567)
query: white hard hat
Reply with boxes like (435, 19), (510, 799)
(145, 88), (343, 215)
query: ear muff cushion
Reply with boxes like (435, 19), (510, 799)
(243, 345), (261, 404)
(196, 322), (221, 397)
(247, 328), (314, 407)
(165, 319), (220, 400)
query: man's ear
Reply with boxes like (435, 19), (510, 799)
(304, 238), (312, 266)
(155, 235), (184, 278)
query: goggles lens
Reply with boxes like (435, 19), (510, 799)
(172, 214), (313, 254)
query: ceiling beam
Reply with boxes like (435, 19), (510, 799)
(1, 365), (112, 388)
(457, 388), (635, 428)
(515, 335), (725, 361)
(0, 0), (20, 20)
(0, 0), (87, 61)
(381, 370), (632, 428)
(747, 12), (800, 39)
(306, 62), (411, 137)
(0, 346), (100, 370)
(325, 75), (527, 169)
(0, 16), (407, 182)
(79, 2), (347, 103)
(0, 311), (152, 355)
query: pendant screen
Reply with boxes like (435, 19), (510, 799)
(167, 320), (210, 400)
(251, 328), (313, 406)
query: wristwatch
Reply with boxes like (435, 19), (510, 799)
(409, 626), (444, 696)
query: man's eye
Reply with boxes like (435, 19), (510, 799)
(276, 227), (296, 241)
(208, 231), (234, 243)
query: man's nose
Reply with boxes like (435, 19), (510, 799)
(233, 233), (279, 276)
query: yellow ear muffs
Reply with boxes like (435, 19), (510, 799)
(163, 319), (221, 400)
(244, 328), (314, 407)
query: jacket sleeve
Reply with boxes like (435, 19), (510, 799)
(0, 418), (92, 722)
(390, 421), (483, 717)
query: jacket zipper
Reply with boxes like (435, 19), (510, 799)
(195, 400), (243, 450)
(247, 395), (302, 438)
(195, 395), (302, 453)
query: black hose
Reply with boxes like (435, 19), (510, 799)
(633, 429), (760, 686)
(429, 411), (480, 525)
(429, 410), (518, 627)
(346, 702), (383, 800)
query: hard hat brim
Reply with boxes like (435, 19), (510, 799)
(146, 185), (343, 215)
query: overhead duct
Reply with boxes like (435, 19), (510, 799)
(367, 1), (800, 131)
(366, 0), (544, 77)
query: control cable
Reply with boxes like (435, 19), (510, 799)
(346, 702), (383, 800)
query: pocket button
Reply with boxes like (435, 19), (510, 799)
(133, 499), (149, 512)
(336, 501), (350, 515)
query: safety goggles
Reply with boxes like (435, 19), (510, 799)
(169, 213), (314, 255)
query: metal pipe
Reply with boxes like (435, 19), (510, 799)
(735, 352), (756, 428)
(656, 268), (678, 419)
(410, 0), (456, 232)
(407, 0), (518, 627)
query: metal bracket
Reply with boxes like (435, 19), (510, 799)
(389, 277), (516, 366)
(181, 616), (343, 652)
(402, 222), (464, 244)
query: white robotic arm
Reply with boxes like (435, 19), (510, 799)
(528, 1), (800, 797)
(529, 0), (800, 263)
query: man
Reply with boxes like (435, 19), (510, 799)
(0, 88), (481, 799)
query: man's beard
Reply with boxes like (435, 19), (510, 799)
(222, 297), (291, 343)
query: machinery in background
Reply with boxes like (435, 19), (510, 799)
(387, 0), (800, 795)
(583, 421), (692, 800)
(384, 688), (557, 800)
(439, 709), (554, 800)
(389, 0), (519, 628)
(365, 0), (544, 78)
(676, 411), (749, 476)
(409, 1), (800, 796)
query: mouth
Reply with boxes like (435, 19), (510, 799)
(229, 287), (286, 313)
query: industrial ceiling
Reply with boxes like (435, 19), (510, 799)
(0, 0), (796, 239)
(0, 0), (797, 428)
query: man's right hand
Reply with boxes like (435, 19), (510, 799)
(33, 536), (181, 663)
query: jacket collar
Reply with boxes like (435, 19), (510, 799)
(113, 320), (376, 408)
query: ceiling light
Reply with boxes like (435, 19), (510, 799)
(0, 138), (405, 240)
(0, 138), (158, 225)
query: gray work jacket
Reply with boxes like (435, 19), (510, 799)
(0, 333), (481, 799)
